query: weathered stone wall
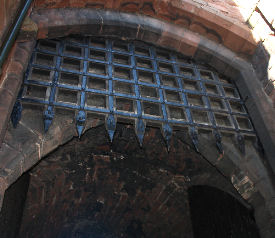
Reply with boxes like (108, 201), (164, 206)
(0, 89), (274, 236)
(33, 0), (248, 28)
(26, 0), (275, 104)
(0, 11), (273, 236)
(32, 0), (256, 56)
(0, 41), (36, 149)
(0, 0), (35, 149)
(17, 124), (249, 238)
(0, 0), (259, 149)
(0, 2), (274, 237)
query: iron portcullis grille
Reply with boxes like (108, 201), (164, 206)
(12, 35), (256, 152)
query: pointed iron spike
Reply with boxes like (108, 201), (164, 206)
(162, 123), (173, 151)
(44, 106), (54, 132)
(135, 118), (146, 147)
(190, 128), (199, 152)
(76, 110), (86, 138)
(106, 114), (116, 142)
(214, 131), (223, 154)
(237, 134), (245, 155)
(11, 100), (22, 128)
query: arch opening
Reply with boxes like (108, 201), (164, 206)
(0, 20), (274, 237)
(188, 185), (260, 238)
(0, 123), (260, 238)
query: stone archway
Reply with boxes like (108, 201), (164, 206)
(0, 8), (274, 238)
(0, 124), (260, 237)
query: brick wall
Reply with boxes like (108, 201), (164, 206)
(30, 0), (275, 103)
(0, 2), (274, 236)
(33, 0), (247, 28)
(17, 124), (241, 238)
(31, 0), (256, 56)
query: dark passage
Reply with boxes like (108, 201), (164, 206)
(0, 125), (262, 238)
(0, 173), (30, 238)
(188, 185), (260, 238)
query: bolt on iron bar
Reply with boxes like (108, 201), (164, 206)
(11, 36), (256, 154)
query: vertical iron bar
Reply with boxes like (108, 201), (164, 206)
(13, 36), (256, 148)
(151, 47), (172, 149)
(76, 37), (88, 137)
(106, 39), (116, 141)
(43, 39), (64, 132)
(173, 55), (199, 151)
(130, 43), (146, 146)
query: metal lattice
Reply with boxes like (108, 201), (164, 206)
(12, 35), (256, 152)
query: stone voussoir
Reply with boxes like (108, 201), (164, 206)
(31, 0), (257, 56)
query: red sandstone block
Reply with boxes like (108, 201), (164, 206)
(33, 0), (45, 8)
(0, 88), (14, 144)
(174, 16), (191, 28)
(5, 61), (23, 79)
(154, 0), (177, 21)
(12, 47), (29, 69)
(34, 8), (104, 39)
(223, 23), (251, 53)
(69, 0), (86, 8)
(0, 43), (29, 96)
(213, 11), (234, 29)
(241, 41), (257, 56)
(37, 21), (49, 39)
(224, 35), (246, 54)
(170, 0), (200, 15)
(0, 88), (13, 111)
(206, 31), (221, 43)
(118, 0), (141, 13)
(194, 8), (230, 42)
(228, 23), (251, 41)
(245, 31), (257, 46)
(31, 0), (257, 57)
(46, 0), (68, 9)
(141, 1), (157, 17)
(158, 27), (182, 52)
(112, 0), (124, 10)
(0, 43), (23, 82)
(0, 73), (22, 99)
(84, 0), (108, 9)
(17, 41), (36, 57)
(104, 0), (115, 9)
(208, 2), (231, 15)
(179, 30), (200, 58)
(190, 22), (207, 37)
(179, 42), (198, 58)
(196, 6), (217, 24)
